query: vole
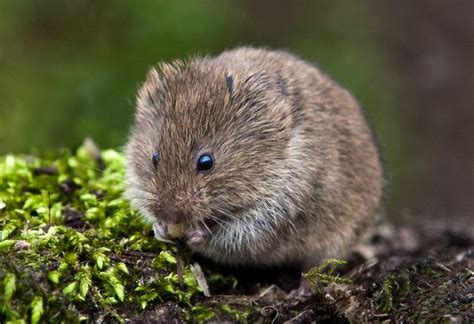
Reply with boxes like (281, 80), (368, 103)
(125, 47), (384, 272)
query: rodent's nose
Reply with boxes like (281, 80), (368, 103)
(159, 191), (199, 224)
(160, 204), (186, 224)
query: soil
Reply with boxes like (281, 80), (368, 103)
(129, 221), (473, 323)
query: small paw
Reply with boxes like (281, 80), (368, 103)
(152, 223), (174, 243)
(184, 229), (207, 246)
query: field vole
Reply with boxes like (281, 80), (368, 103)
(125, 47), (384, 271)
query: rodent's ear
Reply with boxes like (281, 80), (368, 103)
(276, 75), (289, 96)
(225, 74), (234, 97)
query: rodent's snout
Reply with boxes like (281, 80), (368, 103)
(152, 203), (189, 240)
(158, 190), (201, 224)
(158, 203), (187, 225)
(152, 202), (214, 246)
(153, 192), (217, 246)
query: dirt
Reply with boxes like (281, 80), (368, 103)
(130, 222), (473, 323)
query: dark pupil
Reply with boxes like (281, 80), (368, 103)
(197, 154), (214, 172)
(152, 152), (160, 168)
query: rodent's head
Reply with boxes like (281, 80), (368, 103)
(126, 58), (295, 255)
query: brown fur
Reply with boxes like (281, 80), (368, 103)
(125, 47), (384, 270)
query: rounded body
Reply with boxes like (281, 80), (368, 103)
(126, 47), (384, 270)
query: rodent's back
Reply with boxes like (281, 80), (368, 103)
(215, 48), (384, 265)
(213, 48), (383, 265)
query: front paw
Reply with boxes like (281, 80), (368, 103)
(152, 223), (175, 243)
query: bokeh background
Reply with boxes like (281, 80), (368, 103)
(1, 0), (472, 225)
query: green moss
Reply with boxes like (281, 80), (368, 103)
(370, 256), (472, 321)
(373, 275), (395, 313)
(0, 146), (217, 322)
(303, 259), (351, 293)
(189, 305), (216, 322)
(218, 303), (253, 322)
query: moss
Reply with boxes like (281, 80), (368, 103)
(186, 302), (252, 322)
(303, 259), (352, 293)
(373, 275), (395, 313)
(369, 255), (472, 322)
(218, 303), (253, 322)
(0, 146), (224, 322)
(189, 305), (216, 322)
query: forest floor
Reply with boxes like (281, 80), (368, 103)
(130, 221), (474, 323)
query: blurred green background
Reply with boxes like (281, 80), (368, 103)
(1, 0), (472, 223)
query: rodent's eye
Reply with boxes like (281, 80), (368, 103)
(152, 152), (160, 168)
(196, 153), (214, 172)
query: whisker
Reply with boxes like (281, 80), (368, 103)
(207, 214), (227, 227)
(211, 206), (240, 222)
(199, 219), (213, 236)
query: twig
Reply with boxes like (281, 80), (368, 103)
(176, 242), (184, 289)
(122, 250), (156, 258)
(190, 262), (210, 297)
(109, 254), (136, 266)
